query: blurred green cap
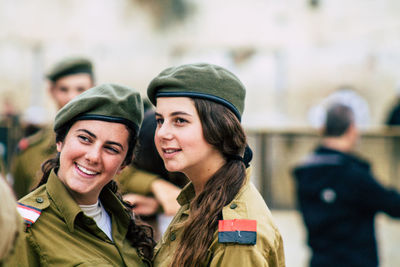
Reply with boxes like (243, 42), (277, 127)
(54, 83), (143, 133)
(46, 56), (93, 82)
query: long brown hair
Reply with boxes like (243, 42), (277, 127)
(38, 120), (156, 261)
(170, 98), (247, 267)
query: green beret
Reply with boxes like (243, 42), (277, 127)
(147, 63), (246, 120)
(54, 83), (143, 133)
(46, 56), (93, 82)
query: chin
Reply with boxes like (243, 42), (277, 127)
(165, 164), (183, 173)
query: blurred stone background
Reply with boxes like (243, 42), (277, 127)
(1, 0), (400, 127)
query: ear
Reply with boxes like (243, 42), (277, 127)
(319, 126), (325, 136)
(56, 141), (63, 152)
(48, 81), (56, 96)
(346, 123), (357, 136)
(116, 164), (127, 175)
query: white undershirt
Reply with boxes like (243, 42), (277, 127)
(80, 200), (113, 241)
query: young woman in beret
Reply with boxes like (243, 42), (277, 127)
(147, 63), (285, 267)
(5, 84), (155, 266)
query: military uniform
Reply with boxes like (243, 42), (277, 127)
(11, 127), (56, 198)
(5, 171), (149, 266)
(116, 166), (158, 195)
(293, 146), (400, 267)
(153, 170), (285, 267)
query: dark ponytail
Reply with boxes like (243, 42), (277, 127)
(170, 99), (247, 267)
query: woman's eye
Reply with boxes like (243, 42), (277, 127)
(156, 118), (164, 125)
(78, 135), (90, 142)
(105, 146), (119, 154)
(175, 118), (187, 125)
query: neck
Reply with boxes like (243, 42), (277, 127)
(185, 156), (226, 195)
(321, 137), (352, 153)
(69, 190), (99, 205)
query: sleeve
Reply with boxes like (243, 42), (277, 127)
(3, 224), (41, 267)
(115, 166), (159, 195)
(209, 245), (269, 267)
(347, 168), (400, 217)
(209, 234), (285, 267)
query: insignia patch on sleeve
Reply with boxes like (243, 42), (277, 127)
(17, 203), (42, 226)
(218, 219), (257, 245)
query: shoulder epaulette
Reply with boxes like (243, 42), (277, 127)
(218, 219), (257, 245)
(16, 129), (48, 153)
(16, 138), (30, 152)
(17, 202), (42, 227)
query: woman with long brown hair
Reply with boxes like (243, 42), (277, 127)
(5, 84), (155, 266)
(147, 63), (285, 267)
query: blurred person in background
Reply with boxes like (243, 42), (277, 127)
(118, 109), (188, 239)
(20, 106), (48, 137)
(0, 176), (20, 266)
(4, 84), (155, 266)
(147, 63), (285, 267)
(293, 103), (400, 267)
(10, 56), (94, 199)
(308, 85), (370, 129)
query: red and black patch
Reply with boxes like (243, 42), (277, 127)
(218, 219), (257, 245)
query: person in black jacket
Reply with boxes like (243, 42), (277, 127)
(293, 103), (400, 267)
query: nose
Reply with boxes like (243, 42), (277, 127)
(85, 146), (101, 164)
(68, 90), (81, 102)
(155, 122), (173, 141)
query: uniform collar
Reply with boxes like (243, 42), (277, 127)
(46, 170), (130, 233)
(46, 170), (83, 232)
(177, 182), (195, 206)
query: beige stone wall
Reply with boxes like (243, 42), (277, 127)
(1, 0), (400, 127)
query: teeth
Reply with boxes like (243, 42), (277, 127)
(165, 149), (177, 153)
(77, 164), (97, 175)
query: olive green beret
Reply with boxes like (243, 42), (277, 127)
(46, 56), (93, 82)
(54, 83), (143, 133)
(147, 63), (246, 120)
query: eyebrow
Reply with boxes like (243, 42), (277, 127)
(155, 111), (193, 117)
(77, 129), (125, 151)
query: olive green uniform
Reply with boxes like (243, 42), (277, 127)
(5, 171), (150, 266)
(11, 127), (56, 199)
(116, 166), (158, 195)
(153, 171), (286, 267)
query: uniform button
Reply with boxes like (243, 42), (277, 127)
(170, 233), (176, 241)
(230, 203), (237, 209)
(36, 197), (44, 203)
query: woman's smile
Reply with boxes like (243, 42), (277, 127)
(75, 162), (100, 177)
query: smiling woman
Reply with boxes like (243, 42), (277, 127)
(5, 84), (155, 266)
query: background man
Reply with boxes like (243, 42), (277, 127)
(293, 103), (400, 267)
(11, 56), (94, 198)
